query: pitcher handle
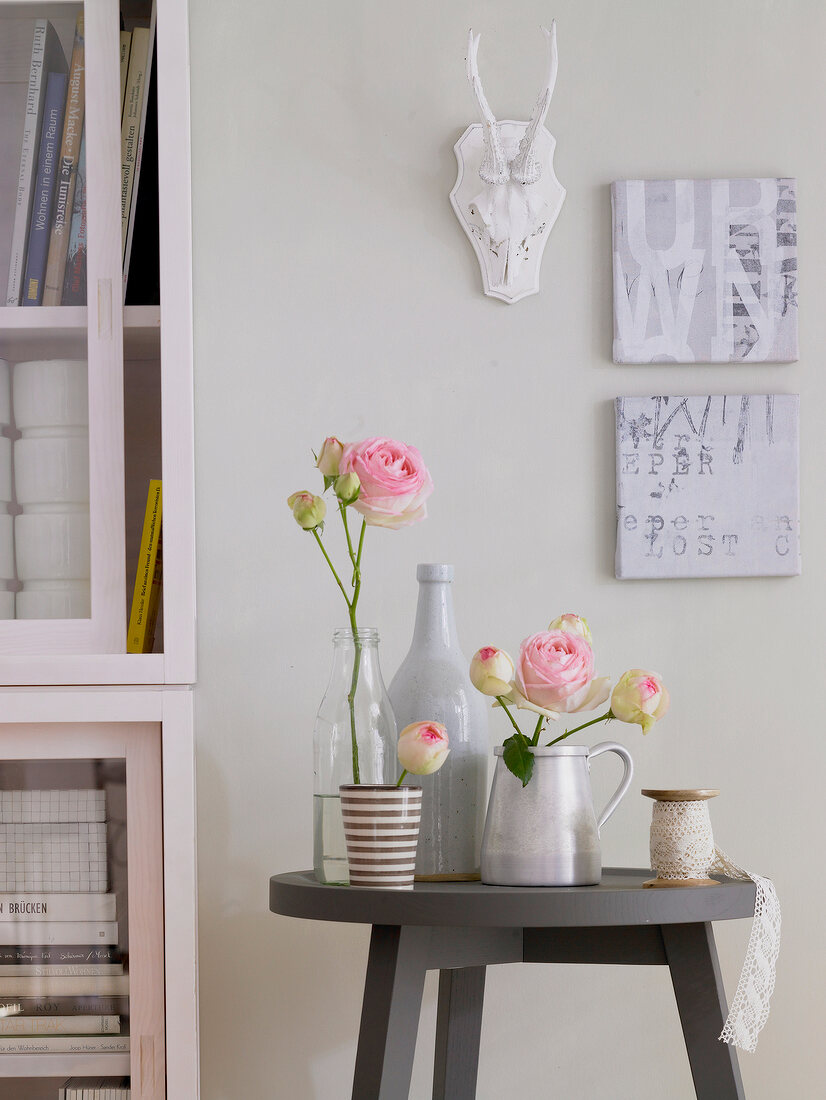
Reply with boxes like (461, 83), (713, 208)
(588, 741), (634, 833)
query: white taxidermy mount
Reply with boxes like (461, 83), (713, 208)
(450, 22), (566, 305)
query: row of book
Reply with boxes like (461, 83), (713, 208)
(5, 8), (156, 308)
(0, 789), (129, 1058)
(60, 1079), (130, 1099)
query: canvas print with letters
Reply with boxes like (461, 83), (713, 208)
(612, 179), (798, 363)
(615, 395), (800, 579)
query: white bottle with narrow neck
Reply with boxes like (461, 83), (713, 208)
(389, 564), (489, 880)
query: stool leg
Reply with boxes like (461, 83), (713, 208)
(661, 922), (746, 1100)
(352, 925), (427, 1100)
(433, 967), (486, 1100)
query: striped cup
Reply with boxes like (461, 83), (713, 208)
(340, 785), (423, 889)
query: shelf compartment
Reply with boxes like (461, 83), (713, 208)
(0, 307), (160, 360)
(0, 1052), (130, 1077)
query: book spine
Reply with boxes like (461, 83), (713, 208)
(0, 964), (122, 976)
(0, 922), (117, 946)
(0, 1014), (119, 1035)
(6, 22), (66, 305)
(0, 1034), (129, 1053)
(127, 480), (162, 653)
(120, 27), (151, 256)
(0, 894), (115, 922)
(61, 125), (87, 305)
(0, 996), (127, 1015)
(0, 945), (117, 964)
(43, 15), (85, 306)
(0, 973), (128, 996)
(120, 31), (133, 118)
(21, 70), (68, 306)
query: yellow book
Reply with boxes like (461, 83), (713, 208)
(127, 480), (162, 654)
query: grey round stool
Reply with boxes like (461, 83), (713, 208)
(269, 868), (756, 1100)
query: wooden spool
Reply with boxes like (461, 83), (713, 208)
(641, 789), (720, 889)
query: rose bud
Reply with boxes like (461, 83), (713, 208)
(397, 721), (450, 776)
(548, 613), (592, 645)
(316, 437), (344, 477)
(287, 490), (327, 531)
(470, 647), (515, 697)
(334, 472), (361, 505)
(610, 670), (670, 734)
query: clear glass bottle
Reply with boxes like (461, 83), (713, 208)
(313, 627), (397, 884)
(388, 565), (490, 880)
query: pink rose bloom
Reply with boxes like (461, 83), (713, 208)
(339, 437), (433, 529)
(516, 630), (606, 714)
(397, 722), (450, 776)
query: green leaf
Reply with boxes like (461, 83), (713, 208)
(502, 733), (534, 788)
(322, 474), (337, 493)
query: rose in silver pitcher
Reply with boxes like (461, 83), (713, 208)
(469, 615), (669, 886)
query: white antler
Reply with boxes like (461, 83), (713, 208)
(466, 29), (510, 185)
(510, 21), (558, 185)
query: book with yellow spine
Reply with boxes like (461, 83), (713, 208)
(127, 480), (162, 654)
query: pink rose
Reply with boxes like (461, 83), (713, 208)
(516, 630), (599, 714)
(611, 670), (670, 733)
(339, 437), (433, 529)
(397, 722), (450, 775)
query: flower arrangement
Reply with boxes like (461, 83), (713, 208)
(470, 613), (669, 786)
(288, 436), (433, 783)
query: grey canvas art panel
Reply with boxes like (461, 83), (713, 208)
(612, 179), (798, 363)
(615, 395), (800, 579)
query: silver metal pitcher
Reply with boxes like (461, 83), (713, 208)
(480, 742), (634, 886)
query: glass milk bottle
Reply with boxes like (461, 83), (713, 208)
(389, 564), (489, 880)
(313, 627), (397, 884)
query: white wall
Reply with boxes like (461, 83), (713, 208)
(189, 1), (823, 1096)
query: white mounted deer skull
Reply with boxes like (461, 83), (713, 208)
(449, 22), (566, 304)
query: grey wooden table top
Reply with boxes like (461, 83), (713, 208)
(269, 868), (756, 928)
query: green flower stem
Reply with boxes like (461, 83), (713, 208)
(495, 697), (524, 738)
(531, 714), (545, 746)
(396, 769), (408, 788)
(310, 528), (351, 608)
(341, 508), (364, 787)
(546, 709), (614, 748)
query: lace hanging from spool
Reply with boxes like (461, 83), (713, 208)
(648, 797), (781, 1054)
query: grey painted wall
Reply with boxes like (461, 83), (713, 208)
(190, 1), (821, 1095)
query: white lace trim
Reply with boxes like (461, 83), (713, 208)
(649, 799), (781, 1053)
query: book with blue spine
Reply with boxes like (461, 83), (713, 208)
(21, 69), (69, 306)
(5, 20), (68, 305)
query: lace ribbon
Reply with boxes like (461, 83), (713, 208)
(649, 799), (781, 1053)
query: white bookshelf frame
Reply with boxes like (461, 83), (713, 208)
(0, 0), (199, 1096)
(0, 0), (196, 687)
(0, 687), (200, 1097)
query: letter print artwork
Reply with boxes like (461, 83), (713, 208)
(612, 179), (798, 363)
(615, 396), (800, 579)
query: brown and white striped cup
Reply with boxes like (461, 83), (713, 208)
(339, 784), (423, 889)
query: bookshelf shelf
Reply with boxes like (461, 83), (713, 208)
(0, 1051), (131, 1077)
(0, 306), (160, 360)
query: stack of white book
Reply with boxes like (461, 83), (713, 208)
(59, 1078), (130, 1099)
(0, 790), (128, 1056)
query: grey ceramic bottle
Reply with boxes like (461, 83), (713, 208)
(388, 564), (489, 880)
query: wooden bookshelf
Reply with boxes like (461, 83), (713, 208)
(0, 0), (198, 1096)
